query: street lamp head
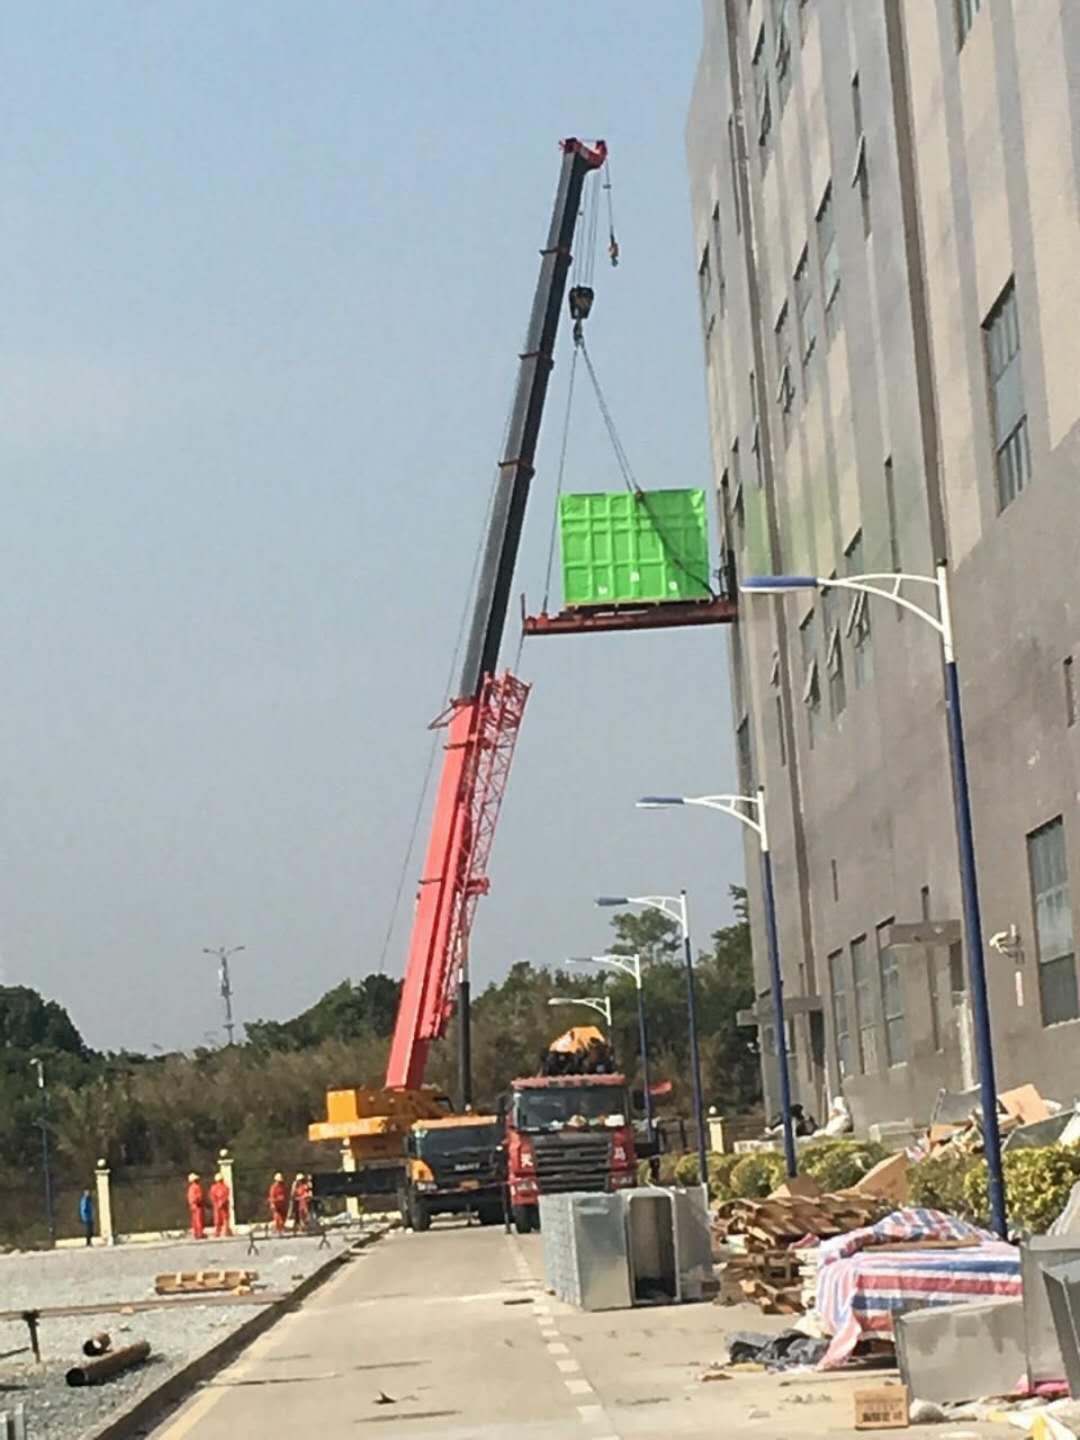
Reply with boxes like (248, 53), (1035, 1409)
(636, 796), (685, 809)
(740, 574), (821, 594)
(595, 896), (628, 908)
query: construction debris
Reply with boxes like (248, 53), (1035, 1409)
(853, 1382), (909, 1430)
(712, 1191), (889, 1316)
(66, 1339), (151, 1387)
(82, 1332), (111, 1357)
(154, 1268), (258, 1296)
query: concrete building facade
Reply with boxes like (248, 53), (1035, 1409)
(686, 0), (1080, 1129)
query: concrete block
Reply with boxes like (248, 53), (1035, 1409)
(1023, 1239), (1080, 1384)
(895, 1297), (1026, 1404)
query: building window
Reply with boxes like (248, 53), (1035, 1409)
(800, 611), (823, 747)
(877, 920), (908, 1065)
(1066, 656), (1077, 728)
(770, 651), (787, 768)
(711, 203), (726, 318)
(736, 716), (754, 797)
(775, 303), (794, 440)
(845, 531), (873, 687)
(733, 485), (745, 549)
(852, 934), (879, 1074)
(854, 141), (871, 239)
(794, 246), (816, 380)
(984, 279), (1030, 512)
(728, 114), (742, 234)
(883, 456), (901, 572)
(957, 0), (982, 48)
(822, 583), (847, 719)
(829, 950), (852, 1078)
(753, 26), (773, 162)
(1028, 817), (1079, 1026)
(831, 857), (839, 902)
(817, 184), (841, 342)
(773, 0), (793, 110)
(749, 372), (765, 487)
(921, 884), (943, 1052)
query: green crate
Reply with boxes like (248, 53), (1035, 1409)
(559, 489), (711, 607)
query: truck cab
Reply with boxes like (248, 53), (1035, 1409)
(400, 1114), (504, 1232)
(504, 1074), (636, 1233)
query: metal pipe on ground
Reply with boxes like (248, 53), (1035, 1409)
(66, 1341), (150, 1387)
(83, 1332), (111, 1357)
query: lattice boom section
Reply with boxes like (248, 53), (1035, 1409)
(435, 671), (530, 1035)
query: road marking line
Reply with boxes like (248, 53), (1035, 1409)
(546, 1341), (569, 1355)
(556, 1357), (580, 1373)
(565, 1377), (593, 1395)
(576, 1404), (604, 1421)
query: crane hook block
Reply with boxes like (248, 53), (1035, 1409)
(568, 285), (595, 322)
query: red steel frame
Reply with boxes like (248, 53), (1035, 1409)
(385, 671), (530, 1090)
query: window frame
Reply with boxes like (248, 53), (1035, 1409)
(816, 184), (841, 342)
(877, 919), (908, 1066)
(983, 278), (1030, 512)
(828, 948), (852, 1079)
(851, 934), (878, 1075)
(1028, 817), (1079, 1027)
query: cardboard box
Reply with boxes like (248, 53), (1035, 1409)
(853, 1383), (909, 1430)
(768, 1173), (822, 1201)
(853, 1152), (910, 1205)
(999, 1084), (1050, 1126)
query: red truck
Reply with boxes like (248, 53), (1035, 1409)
(503, 1072), (637, 1233)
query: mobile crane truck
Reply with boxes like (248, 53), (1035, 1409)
(308, 138), (611, 1204)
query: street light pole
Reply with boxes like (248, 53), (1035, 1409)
(596, 893), (708, 1186)
(569, 954), (653, 1140)
(203, 945), (246, 1047)
(637, 790), (798, 1177)
(741, 564), (1007, 1237)
(31, 1058), (55, 1248)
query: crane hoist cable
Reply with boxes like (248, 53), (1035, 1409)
(603, 159), (619, 267)
(541, 343), (581, 615)
(577, 337), (717, 600)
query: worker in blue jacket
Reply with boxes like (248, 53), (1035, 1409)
(79, 1188), (94, 1246)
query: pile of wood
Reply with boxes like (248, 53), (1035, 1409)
(154, 1268), (257, 1296)
(713, 1191), (889, 1316)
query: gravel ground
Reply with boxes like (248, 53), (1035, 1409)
(0, 1231), (366, 1440)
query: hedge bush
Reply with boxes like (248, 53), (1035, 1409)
(800, 1139), (889, 1193)
(729, 1151), (787, 1199)
(962, 1145), (1080, 1233)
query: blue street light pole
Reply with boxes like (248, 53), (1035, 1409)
(637, 791), (797, 1178)
(597, 893), (708, 1186)
(742, 564), (1007, 1238)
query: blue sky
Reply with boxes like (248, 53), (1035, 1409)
(0, 2), (740, 1051)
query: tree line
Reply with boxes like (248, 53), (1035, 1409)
(0, 887), (759, 1183)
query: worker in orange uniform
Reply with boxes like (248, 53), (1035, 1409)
(290, 1173), (311, 1231)
(186, 1172), (206, 1240)
(209, 1171), (232, 1238)
(268, 1171), (289, 1234)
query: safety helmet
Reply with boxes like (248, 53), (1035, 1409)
(187, 1172), (199, 1182)
(273, 1171), (284, 1181)
(295, 1172), (305, 1180)
(214, 1172), (223, 1182)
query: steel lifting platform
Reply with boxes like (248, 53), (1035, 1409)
(521, 595), (737, 637)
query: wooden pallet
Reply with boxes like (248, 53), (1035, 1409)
(154, 1269), (257, 1296)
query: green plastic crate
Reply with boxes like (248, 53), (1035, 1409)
(559, 489), (711, 607)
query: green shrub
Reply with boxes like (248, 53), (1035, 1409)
(963, 1145), (1080, 1234)
(729, 1151), (786, 1199)
(909, 1149), (980, 1216)
(801, 1139), (889, 1193)
(673, 1152), (701, 1186)
(708, 1152), (743, 1203)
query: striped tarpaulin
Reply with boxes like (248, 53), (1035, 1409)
(815, 1209), (1021, 1369)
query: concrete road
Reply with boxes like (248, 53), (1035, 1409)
(147, 1219), (996, 1440)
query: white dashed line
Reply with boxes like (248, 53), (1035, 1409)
(576, 1404), (604, 1421)
(556, 1357), (580, 1373)
(565, 1377), (593, 1396)
(546, 1341), (569, 1355)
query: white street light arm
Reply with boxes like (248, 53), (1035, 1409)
(548, 995), (613, 1028)
(626, 894), (689, 936)
(568, 953), (642, 989)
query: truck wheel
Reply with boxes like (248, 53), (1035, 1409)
(512, 1205), (535, 1235)
(409, 1198), (431, 1233)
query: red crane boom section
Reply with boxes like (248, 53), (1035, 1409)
(385, 671), (529, 1090)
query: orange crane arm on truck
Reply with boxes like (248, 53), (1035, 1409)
(384, 138), (608, 1097)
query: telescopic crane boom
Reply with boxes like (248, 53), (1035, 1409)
(384, 137), (607, 1095)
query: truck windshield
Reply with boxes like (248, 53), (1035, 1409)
(415, 1124), (499, 1157)
(513, 1087), (626, 1132)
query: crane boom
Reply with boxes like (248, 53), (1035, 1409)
(385, 137), (607, 1093)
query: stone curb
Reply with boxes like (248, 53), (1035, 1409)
(82, 1226), (389, 1440)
